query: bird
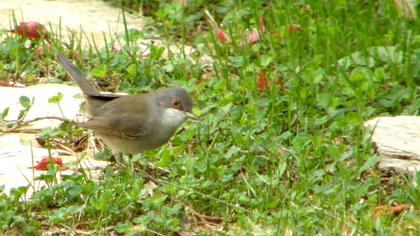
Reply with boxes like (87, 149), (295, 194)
(56, 53), (197, 154)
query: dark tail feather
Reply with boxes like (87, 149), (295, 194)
(56, 53), (99, 96)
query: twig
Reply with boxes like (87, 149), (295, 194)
(204, 10), (221, 32)
(2, 128), (42, 133)
(185, 205), (223, 223)
(1, 116), (72, 133)
(55, 142), (76, 155)
(143, 172), (162, 185)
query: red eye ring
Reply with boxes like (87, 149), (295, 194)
(171, 99), (181, 108)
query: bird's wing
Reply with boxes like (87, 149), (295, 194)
(78, 113), (152, 139)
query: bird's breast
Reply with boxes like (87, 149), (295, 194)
(160, 108), (187, 130)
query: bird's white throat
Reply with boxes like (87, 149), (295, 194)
(161, 108), (188, 129)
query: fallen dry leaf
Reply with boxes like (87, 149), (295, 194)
(374, 204), (412, 218)
(259, 16), (266, 33)
(287, 24), (302, 35)
(0, 82), (26, 88)
(258, 70), (270, 91)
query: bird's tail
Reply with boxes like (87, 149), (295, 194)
(56, 53), (99, 96)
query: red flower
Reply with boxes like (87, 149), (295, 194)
(113, 44), (122, 53)
(179, 0), (188, 6)
(248, 30), (260, 44)
(10, 22), (49, 41)
(246, 17), (266, 45)
(35, 157), (65, 170)
(217, 29), (230, 42)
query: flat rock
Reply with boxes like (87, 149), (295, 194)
(0, 83), (108, 196)
(0, 134), (108, 197)
(0, 0), (145, 47)
(0, 0), (212, 66)
(0, 83), (83, 129)
(364, 116), (420, 175)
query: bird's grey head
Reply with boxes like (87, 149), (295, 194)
(155, 87), (193, 112)
(154, 87), (197, 128)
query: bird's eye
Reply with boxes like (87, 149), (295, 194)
(171, 99), (181, 109)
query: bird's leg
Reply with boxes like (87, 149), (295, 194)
(86, 130), (99, 158)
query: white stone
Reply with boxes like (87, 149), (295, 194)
(364, 116), (420, 175)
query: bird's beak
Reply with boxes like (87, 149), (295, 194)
(185, 111), (199, 121)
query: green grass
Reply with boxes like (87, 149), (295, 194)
(1, 0), (419, 234)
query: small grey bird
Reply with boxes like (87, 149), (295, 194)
(56, 53), (197, 154)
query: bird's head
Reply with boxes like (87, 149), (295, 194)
(155, 87), (198, 129)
